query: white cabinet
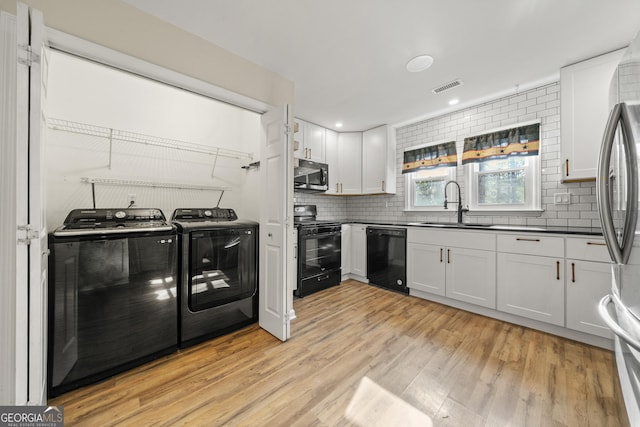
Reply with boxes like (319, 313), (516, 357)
(560, 48), (625, 182)
(407, 242), (446, 296)
(446, 247), (496, 308)
(325, 131), (362, 195)
(565, 237), (612, 339)
(350, 224), (367, 278)
(341, 224), (351, 278)
(362, 125), (396, 194)
(407, 228), (496, 308)
(293, 119), (305, 159)
(293, 119), (325, 162)
(497, 234), (565, 326)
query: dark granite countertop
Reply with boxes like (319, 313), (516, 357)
(339, 220), (603, 236)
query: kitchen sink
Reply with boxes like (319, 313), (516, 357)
(410, 222), (493, 228)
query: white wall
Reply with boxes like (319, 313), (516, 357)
(46, 50), (262, 229)
(0, 0), (293, 108)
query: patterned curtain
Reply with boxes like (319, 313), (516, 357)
(462, 123), (540, 165)
(402, 141), (457, 174)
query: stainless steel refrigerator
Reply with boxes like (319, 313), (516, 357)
(597, 31), (640, 425)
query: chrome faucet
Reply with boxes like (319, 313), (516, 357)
(444, 180), (469, 223)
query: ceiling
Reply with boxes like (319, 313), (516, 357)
(123, 0), (640, 132)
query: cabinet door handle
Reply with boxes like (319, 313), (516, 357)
(308, 148), (312, 159)
(586, 241), (607, 246)
(571, 262), (575, 283)
(556, 261), (560, 280)
(440, 248), (443, 263)
(447, 249), (451, 264)
(336, 183), (339, 192)
(565, 159), (569, 177)
(340, 183), (343, 193)
(382, 180), (385, 192)
(516, 238), (541, 242)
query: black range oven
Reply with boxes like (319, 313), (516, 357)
(294, 205), (341, 297)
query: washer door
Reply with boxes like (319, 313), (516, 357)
(189, 227), (257, 311)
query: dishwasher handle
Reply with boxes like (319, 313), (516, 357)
(366, 227), (406, 238)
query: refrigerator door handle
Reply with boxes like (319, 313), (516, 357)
(599, 294), (640, 352)
(619, 103), (638, 264)
(597, 103), (624, 263)
(596, 102), (638, 264)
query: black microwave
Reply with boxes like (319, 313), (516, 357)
(294, 159), (328, 193)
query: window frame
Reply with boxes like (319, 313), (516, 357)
(404, 139), (458, 212)
(465, 154), (542, 212)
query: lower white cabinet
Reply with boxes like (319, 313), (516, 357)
(497, 252), (565, 326)
(407, 243), (445, 296)
(351, 224), (367, 278)
(407, 229), (496, 309)
(565, 237), (612, 339)
(341, 224), (351, 277)
(446, 247), (496, 309)
(566, 259), (612, 338)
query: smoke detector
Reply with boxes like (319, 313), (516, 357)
(432, 79), (463, 94)
(406, 55), (434, 72)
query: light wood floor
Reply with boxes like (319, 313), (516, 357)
(50, 280), (629, 426)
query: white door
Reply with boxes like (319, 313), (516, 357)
(16, 2), (48, 404)
(259, 105), (293, 341)
(446, 247), (496, 309)
(406, 243), (445, 296)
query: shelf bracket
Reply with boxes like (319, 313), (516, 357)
(211, 147), (220, 178)
(108, 128), (113, 170)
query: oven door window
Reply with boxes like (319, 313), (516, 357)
(299, 232), (341, 278)
(189, 227), (257, 311)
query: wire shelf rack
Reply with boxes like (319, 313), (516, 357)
(80, 176), (231, 191)
(48, 118), (254, 174)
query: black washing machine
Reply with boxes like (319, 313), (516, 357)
(172, 208), (258, 348)
(47, 208), (178, 397)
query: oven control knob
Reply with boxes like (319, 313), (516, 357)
(115, 210), (126, 219)
(204, 210), (212, 217)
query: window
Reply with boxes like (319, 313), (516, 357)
(406, 167), (456, 210)
(402, 140), (457, 211)
(464, 122), (542, 212)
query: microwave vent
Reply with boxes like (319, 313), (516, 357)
(432, 79), (463, 94)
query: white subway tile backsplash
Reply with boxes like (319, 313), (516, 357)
(307, 82), (600, 230)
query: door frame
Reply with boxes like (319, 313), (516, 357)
(9, 19), (294, 400)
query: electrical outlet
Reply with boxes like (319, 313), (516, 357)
(553, 192), (570, 205)
(128, 194), (136, 206)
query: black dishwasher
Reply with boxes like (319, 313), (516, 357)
(366, 227), (408, 294)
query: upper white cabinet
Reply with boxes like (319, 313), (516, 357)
(294, 119), (325, 162)
(326, 131), (362, 195)
(362, 125), (396, 194)
(295, 120), (395, 196)
(560, 48), (625, 182)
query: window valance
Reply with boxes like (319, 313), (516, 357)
(461, 123), (540, 165)
(402, 141), (457, 174)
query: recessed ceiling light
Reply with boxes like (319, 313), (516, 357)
(406, 55), (434, 72)
(335, 122), (343, 128)
(449, 99), (459, 105)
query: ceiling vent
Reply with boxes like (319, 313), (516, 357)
(432, 79), (463, 94)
